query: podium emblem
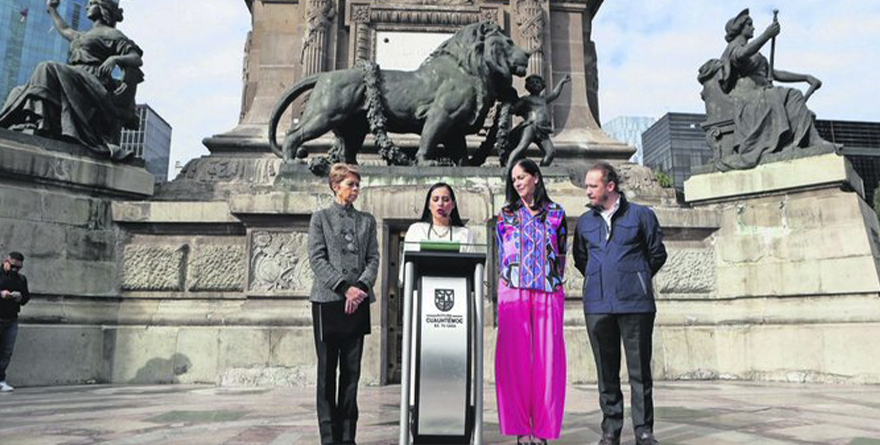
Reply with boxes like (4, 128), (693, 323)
(434, 288), (455, 312)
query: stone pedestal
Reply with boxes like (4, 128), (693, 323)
(685, 153), (880, 297)
(677, 153), (880, 383)
(0, 130), (153, 298)
(0, 130), (154, 385)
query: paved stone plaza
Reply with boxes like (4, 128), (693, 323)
(0, 381), (879, 444)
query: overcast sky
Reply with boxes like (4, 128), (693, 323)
(117, 1), (880, 178)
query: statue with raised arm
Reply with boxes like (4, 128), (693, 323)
(0, 0), (144, 161)
(698, 8), (838, 171)
(502, 74), (570, 170)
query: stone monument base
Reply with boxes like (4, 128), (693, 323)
(203, 123), (637, 165)
(10, 148), (880, 386)
(0, 130), (154, 385)
(10, 154), (711, 387)
(677, 153), (880, 383)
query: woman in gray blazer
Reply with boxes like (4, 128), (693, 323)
(308, 163), (379, 445)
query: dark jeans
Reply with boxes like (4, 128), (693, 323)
(585, 312), (655, 439)
(0, 320), (19, 382)
(313, 304), (365, 445)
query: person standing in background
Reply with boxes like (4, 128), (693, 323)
(0, 252), (30, 393)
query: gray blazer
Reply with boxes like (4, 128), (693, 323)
(308, 202), (380, 303)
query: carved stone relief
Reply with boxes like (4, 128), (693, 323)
(347, 2), (502, 65)
(188, 245), (246, 292)
(177, 158), (280, 185)
(564, 249), (583, 298)
(351, 4), (370, 23)
(655, 248), (716, 295)
(302, 0), (336, 75)
(613, 163), (675, 203)
(515, 0), (545, 76)
(563, 247), (716, 298)
(480, 6), (500, 24)
(373, 0), (473, 4)
(369, 8), (485, 26)
(122, 245), (188, 291)
(248, 231), (314, 295)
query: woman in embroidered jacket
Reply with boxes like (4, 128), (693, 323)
(496, 159), (567, 444)
(308, 163), (379, 445)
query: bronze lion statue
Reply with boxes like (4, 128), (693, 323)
(268, 21), (529, 166)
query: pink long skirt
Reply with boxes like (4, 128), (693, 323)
(495, 281), (567, 439)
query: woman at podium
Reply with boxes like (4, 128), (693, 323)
(496, 159), (568, 444)
(307, 163), (379, 445)
(404, 182), (475, 248)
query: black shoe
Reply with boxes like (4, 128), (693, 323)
(598, 433), (620, 445)
(635, 431), (659, 445)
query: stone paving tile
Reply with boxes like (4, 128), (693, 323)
(678, 430), (792, 444)
(1, 382), (879, 444)
(775, 424), (879, 445)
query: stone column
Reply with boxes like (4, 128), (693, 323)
(351, 4), (372, 63)
(515, 0), (546, 77)
(239, 31), (252, 122)
(583, 7), (600, 126)
(301, 0), (336, 75)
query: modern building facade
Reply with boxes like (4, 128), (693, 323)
(0, 0), (89, 104)
(642, 112), (880, 204)
(816, 120), (880, 205)
(120, 104), (173, 182)
(602, 115), (656, 165)
(641, 112), (713, 191)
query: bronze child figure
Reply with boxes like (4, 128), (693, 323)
(503, 74), (570, 170)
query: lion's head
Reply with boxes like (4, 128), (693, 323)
(425, 21), (529, 88)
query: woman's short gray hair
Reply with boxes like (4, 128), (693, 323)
(328, 163), (361, 193)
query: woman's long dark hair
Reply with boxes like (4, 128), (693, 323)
(504, 158), (552, 211)
(419, 182), (465, 227)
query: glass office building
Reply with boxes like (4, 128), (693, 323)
(641, 112), (714, 191)
(642, 112), (880, 205)
(0, 0), (89, 104)
(120, 104), (173, 183)
(816, 120), (880, 205)
(602, 116), (656, 165)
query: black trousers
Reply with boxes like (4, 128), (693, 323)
(585, 312), (655, 438)
(0, 320), (18, 382)
(313, 304), (365, 445)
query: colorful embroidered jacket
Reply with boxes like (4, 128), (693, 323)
(496, 202), (568, 292)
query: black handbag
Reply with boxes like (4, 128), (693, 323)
(317, 299), (371, 340)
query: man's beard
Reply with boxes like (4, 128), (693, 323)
(587, 195), (606, 210)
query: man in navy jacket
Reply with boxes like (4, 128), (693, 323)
(573, 163), (667, 445)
